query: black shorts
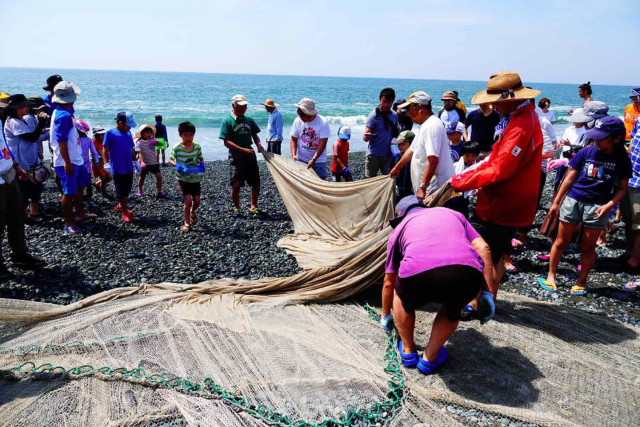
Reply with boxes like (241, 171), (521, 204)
(395, 265), (484, 321)
(141, 163), (161, 176)
(229, 154), (259, 187)
(267, 141), (282, 155)
(18, 180), (43, 205)
(470, 216), (514, 264)
(113, 173), (134, 199)
(178, 181), (201, 197)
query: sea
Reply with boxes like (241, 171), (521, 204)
(0, 67), (634, 160)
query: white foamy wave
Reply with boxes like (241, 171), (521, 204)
(324, 115), (368, 126)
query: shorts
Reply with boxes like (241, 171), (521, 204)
(395, 265), (485, 321)
(331, 171), (353, 182)
(229, 154), (260, 187)
(155, 138), (167, 150)
(113, 173), (134, 199)
(298, 159), (327, 180)
(141, 163), (161, 176)
(17, 180), (43, 205)
(559, 196), (608, 230)
(267, 141), (282, 155)
(470, 215), (515, 264)
(54, 165), (91, 196)
(364, 155), (391, 178)
(625, 187), (640, 231)
(178, 180), (201, 197)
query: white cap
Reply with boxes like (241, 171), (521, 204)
(397, 91), (432, 109)
(338, 125), (351, 139)
(231, 94), (248, 106)
(295, 98), (318, 115)
(445, 120), (465, 134)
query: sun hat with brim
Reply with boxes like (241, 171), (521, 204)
(135, 124), (156, 138)
(231, 94), (248, 106)
(260, 99), (279, 108)
(441, 91), (457, 101)
(27, 96), (47, 109)
(585, 116), (626, 141)
(92, 126), (106, 136)
(74, 119), (91, 134)
(43, 74), (63, 91)
(337, 125), (351, 140)
(569, 101), (609, 123)
(389, 195), (425, 228)
(6, 94), (32, 110)
(392, 130), (416, 145)
(52, 81), (80, 104)
(397, 91), (432, 109)
(471, 71), (541, 105)
(630, 88), (640, 98)
(296, 98), (318, 115)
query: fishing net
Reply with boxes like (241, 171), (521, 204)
(1, 153), (638, 427)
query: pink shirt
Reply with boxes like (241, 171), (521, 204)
(385, 207), (484, 278)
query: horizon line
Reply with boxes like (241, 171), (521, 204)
(0, 66), (633, 88)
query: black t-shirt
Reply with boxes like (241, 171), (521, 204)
(465, 109), (501, 152)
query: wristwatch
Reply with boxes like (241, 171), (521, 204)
(419, 183), (428, 190)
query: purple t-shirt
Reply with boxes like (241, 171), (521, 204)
(385, 207), (484, 278)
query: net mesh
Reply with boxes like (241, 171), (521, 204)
(1, 154), (638, 427)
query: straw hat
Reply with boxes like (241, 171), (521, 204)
(260, 99), (279, 108)
(135, 124), (156, 138)
(471, 71), (541, 105)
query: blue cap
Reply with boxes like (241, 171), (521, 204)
(116, 111), (138, 128)
(585, 116), (626, 140)
(389, 195), (424, 228)
(630, 88), (640, 98)
(337, 125), (351, 140)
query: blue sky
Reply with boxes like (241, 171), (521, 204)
(1, 0), (638, 85)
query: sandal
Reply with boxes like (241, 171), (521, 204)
(505, 264), (518, 273)
(248, 207), (260, 215)
(537, 278), (557, 292)
(75, 213), (97, 224)
(570, 285), (588, 296)
(460, 304), (477, 321)
(397, 340), (418, 368)
(511, 238), (525, 249)
(624, 281), (640, 291)
(417, 346), (448, 375)
(181, 224), (190, 232)
(64, 226), (82, 235)
(537, 254), (550, 262)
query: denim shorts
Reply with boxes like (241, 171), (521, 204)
(559, 196), (608, 229)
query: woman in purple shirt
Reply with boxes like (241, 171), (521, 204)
(381, 196), (494, 375)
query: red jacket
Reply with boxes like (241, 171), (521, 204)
(452, 102), (543, 227)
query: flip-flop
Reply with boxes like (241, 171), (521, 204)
(417, 346), (448, 375)
(537, 254), (550, 262)
(248, 207), (260, 215)
(190, 212), (198, 225)
(397, 340), (418, 368)
(537, 278), (557, 292)
(460, 304), (477, 321)
(570, 285), (588, 296)
(624, 281), (640, 291)
(63, 226), (82, 235)
(505, 264), (518, 273)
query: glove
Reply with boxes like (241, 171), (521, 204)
(343, 167), (350, 175)
(133, 160), (141, 175)
(103, 163), (113, 174)
(380, 313), (394, 333)
(477, 291), (496, 325)
(175, 163), (186, 173)
(547, 158), (569, 173)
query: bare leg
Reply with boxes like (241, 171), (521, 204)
(576, 227), (600, 287)
(29, 201), (39, 216)
(423, 306), (458, 362)
(138, 173), (146, 193)
(250, 182), (260, 210)
(191, 195), (200, 220)
(393, 293), (416, 354)
(73, 193), (85, 221)
(183, 194), (192, 226)
(547, 221), (578, 284)
(231, 181), (241, 210)
(120, 196), (128, 212)
(61, 195), (75, 227)
(492, 256), (505, 298)
(155, 173), (162, 194)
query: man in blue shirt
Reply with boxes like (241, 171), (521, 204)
(261, 99), (283, 154)
(104, 112), (138, 223)
(364, 88), (398, 178)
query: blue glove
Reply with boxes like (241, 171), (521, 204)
(380, 313), (394, 333)
(343, 167), (350, 175)
(175, 163), (186, 173)
(477, 291), (496, 324)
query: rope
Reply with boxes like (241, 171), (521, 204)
(0, 305), (407, 427)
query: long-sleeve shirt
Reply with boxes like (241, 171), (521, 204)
(266, 109), (283, 142)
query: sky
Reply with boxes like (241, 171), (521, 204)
(1, 0), (638, 85)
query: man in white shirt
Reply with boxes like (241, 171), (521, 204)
(390, 91), (455, 199)
(290, 98), (331, 179)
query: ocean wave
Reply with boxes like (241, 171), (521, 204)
(324, 115), (368, 126)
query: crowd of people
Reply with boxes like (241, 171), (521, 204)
(0, 71), (639, 374)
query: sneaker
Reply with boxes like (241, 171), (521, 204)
(11, 253), (46, 269)
(114, 204), (123, 213)
(156, 192), (167, 198)
(136, 191), (143, 197)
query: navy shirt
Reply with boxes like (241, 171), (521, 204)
(568, 145), (632, 205)
(464, 109), (501, 152)
(366, 108), (398, 157)
(103, 128), (134, 175)
(155, 122), (168, 140)
(393, 152), (412, 197)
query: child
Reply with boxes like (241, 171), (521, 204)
(390, 131), (415, 199)
(155, 114), (169, 165)
(103, 112), (138, 223)
(91, 126), (112, 196)
(448, 141), (480, 217)
(446, 121), (465, 163)
(169, 121), (204, 232)
(134, 124), (165, 198)
(539, 116), (631, 296)
(75, 119), (100, 205)
(331, 125), (353, 182)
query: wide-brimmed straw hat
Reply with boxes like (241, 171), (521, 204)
(471, 71), (541, 105)
(260, 99), (279, 108)
(135, 124), (156, 138)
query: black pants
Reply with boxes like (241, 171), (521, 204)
(0, 177), (29, 263)
(267, 141), (282, 155)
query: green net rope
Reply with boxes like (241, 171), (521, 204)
(0, 305), (407, 427)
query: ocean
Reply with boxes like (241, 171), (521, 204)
(0, 67), (634, 160)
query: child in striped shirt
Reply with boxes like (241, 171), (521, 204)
(168, 122), (204, 232)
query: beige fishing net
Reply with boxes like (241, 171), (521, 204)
(1, 153), (638, 427)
